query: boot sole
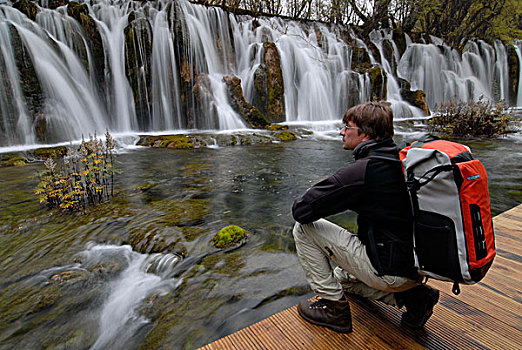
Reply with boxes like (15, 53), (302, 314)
(401, 289), (440, 329)
(297, 305), (353, 333)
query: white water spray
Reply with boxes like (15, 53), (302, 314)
(84, 245), (181, 350)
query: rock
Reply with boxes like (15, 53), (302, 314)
(222, 75), (269, 128)
(368, 65), (386, 100)
(392, 27), (407, 57)
(351, 45), (372, 72)
(6, 23), (45, 143)
(507, 44), (520, 107)
(273, 131), (297, 141)
(398, 78), (429, 115)
(124, 12), (153, 129)
(33, 146), (68, 160)
(136, 134), (202, 149)
(193, 73), (219, 129)
(383, 39), (396, 71)
(13, 0), (38, 21)
(263, 42), (285, 123)
(211, 225), (247, 249)
(67, 1), (105, 90)
(252, 64), (268, 116)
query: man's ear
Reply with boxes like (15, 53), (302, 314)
(362, 133), (371, 142)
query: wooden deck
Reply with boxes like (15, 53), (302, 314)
(199, 204), (522, 349)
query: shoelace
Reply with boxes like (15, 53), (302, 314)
(309, 299), (329, 309)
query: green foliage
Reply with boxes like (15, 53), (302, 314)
(491, 0), (522, 43)
(212, 225), (247, 249)
(429, 100), (514, 138)
(34, 130), (116, 212)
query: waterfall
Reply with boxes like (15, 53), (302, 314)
(370, 30), (425, 119)
(397, 36), (517, 110)
(90, 1), (138, 131)
(1, 5), (108, 144)
(0, 8), (34, 145)
(515, 40), (522, 107)
(0, 0), (520, 148)
(82, 244), (182, 350)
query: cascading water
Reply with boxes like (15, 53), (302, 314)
(397, 36), (516, 110)
(514, 40), (522, 107)
(76, 244), (182, 350)
(370, 30), (425, 119)
(0, 0), (520, 148)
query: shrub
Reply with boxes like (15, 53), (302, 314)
(34, 130), (116, 211)
(429, 100), (514, 137)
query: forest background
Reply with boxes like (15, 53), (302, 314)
(202, 0), (522, 47)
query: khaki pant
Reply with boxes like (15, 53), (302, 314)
(293, 219), (419, 306)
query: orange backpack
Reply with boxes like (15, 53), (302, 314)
(398, 136), (496, 294)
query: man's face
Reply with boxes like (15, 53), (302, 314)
(340, 120), (370, 150)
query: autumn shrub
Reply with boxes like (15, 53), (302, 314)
(429, 100), (514, 137)
(35, 130), (116, 211)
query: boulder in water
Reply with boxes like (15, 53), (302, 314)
(212, 225), (247, 249)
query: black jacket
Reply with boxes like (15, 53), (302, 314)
(292, 138), (416, 277)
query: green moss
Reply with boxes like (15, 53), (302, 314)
(211, 225), (247, 249)
(33, 146), (68, 160)
(368, 66), (386, 100)
(137, 135), (195, 149)
(265, 124), (288, 131)
(7, 157), (27, 167)
(274, 131), (297, 141)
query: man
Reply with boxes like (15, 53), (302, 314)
(292, 101), (439, 333)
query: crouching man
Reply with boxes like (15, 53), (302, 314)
(292, 102), (439, 333)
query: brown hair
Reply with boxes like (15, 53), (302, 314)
(343, 102), (394, 141)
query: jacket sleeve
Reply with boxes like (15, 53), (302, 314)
(292, 160), (367, 224)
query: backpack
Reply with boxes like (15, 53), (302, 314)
(398, 136), (496, 294)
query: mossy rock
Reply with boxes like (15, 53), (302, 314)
(137, 135), (196, 149)
(368, 65), (386, 100)
(223, 75), (269, 128)
(33, 146), (68, 160)
(4, 156), (27, 167)
(273, 131), (297, 141)
(263, 42), (285, 123)
(212, 225), (247, 249)
(265, 124), (288, 131)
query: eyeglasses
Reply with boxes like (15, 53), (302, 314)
(340, 125), (360, 131)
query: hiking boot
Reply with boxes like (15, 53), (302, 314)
(297, 296), (352, 333)
(395, 285), (440, 328)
